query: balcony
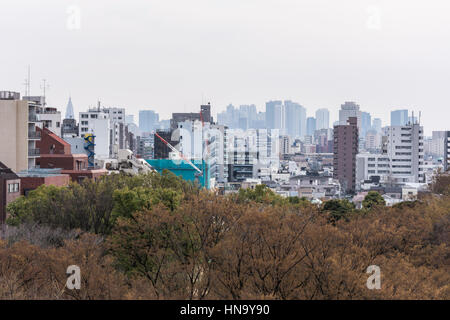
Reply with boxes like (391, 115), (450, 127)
(28, 148), (40, 157)
(28, 114), (38, 122)
(28, 131), (41, 139)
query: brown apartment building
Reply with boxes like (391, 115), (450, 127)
(333, 117), (359, 194)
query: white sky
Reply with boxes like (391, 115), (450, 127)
(1, 0), (449, 135)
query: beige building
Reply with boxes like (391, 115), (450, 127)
(0, 91), (40, 172)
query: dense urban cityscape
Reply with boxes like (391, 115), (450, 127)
(1, 92), (449, 220)
(0, 0), (449, 306)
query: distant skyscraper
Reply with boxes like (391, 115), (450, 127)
(391, 109), (408, 126)
(265, 100), (282, 130)
(65, 97), (74, 119)
(339, 102), (362, 133)
(315, 108), (330, 130)
(372, 118), (382, 134)
(284, 100), (306, 137)
(361, 112), (372, 138)
(306, 117), (316, 136)
(139, 110), (159, 133)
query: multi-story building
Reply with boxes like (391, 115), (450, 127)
(427, 131), (447, 158)
(65, 96), (75, 119)
(444, 131), (450, 171)
(339, 102), (362, 134)
(284, 100), (306, 138)
(173, 120), (204, 160)
(139, 110), (159, 133)
(62, 97), (78, 138)
(0, 161), (21, 225)
(36, 127), (107, 183)
(365, 130), (382, 151)
(153, 129), (176, 159)
(79, 108), (111, 159)
(372, 118), (382, 134)
(333, 117), (359, 194)
(62, 119), (79, 138)
(356, 153), (391, 187)
(126, 115), (139, 137)
(224, 128), (280, 182)
(207, 124), (227, 183)
(265, 100), (283, 130)
(306, 117), (316, 137)
(361, 111), (372, 138)
(382, 121), (425, 183)
(279, 135), (292, 156)
(0, 91), (41, 172)
(315, 108), (330, 130)
(171, 104), (212, 130)
(391, 109), (408, 126)
(137, 135), (154, 159)
(38, 106), (62, 137)
(102, 107), (127, 157)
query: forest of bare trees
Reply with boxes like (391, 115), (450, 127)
(0, 171), (448, 299)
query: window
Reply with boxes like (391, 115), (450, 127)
(8, 183), (19, 193)
(81, 114), (88, 118)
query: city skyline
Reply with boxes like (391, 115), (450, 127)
(1, 0), (449, 136)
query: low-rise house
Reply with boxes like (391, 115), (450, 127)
(0, 162), (21, 225)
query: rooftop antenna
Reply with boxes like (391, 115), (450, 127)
(41, 79), (50, 106)
(23, 65), (31, 97)
(419, 111), (421, 125)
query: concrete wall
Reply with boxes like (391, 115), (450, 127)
(0, 100), (29, 172)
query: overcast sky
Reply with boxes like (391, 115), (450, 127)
(1, 0), (449, 135)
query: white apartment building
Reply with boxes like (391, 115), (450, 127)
(382, 122), (425, 183)
(102, 107), (127, 157)
(38, 107), (62, 137)
(79, 109), (111, 159)
(174, 120), (204, 160)
(356, 153), (391, 187)
(279, 135), (291, 156)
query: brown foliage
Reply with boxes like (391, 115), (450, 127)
(0, 191), (449, 300)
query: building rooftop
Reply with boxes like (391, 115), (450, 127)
(0, 161), (19, 180)
(17, 168), (65, 178)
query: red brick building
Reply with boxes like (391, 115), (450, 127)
(19, 170), (70, 196)
(0, 162), (21, 225)
(36, 127), (107, 183)
(333, 117), (359, 194)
